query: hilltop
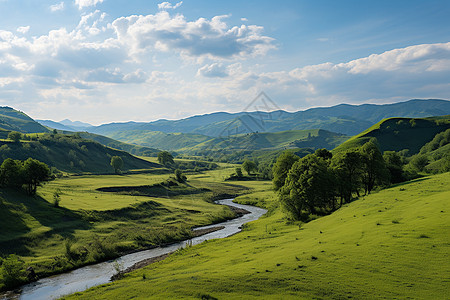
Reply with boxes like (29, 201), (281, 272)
(334, 116), (450, 154)
(0, 107), (48, 133)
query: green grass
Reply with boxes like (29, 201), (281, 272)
(334, 116), (450, 154)
(0, 165), (256, 290)
(65, 172), (450, 299)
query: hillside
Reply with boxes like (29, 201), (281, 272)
(0, 107), (48, 133)
(77, 132), (160, 157)
(0, 133), (160, 173)
(334, 116), (450, 154)
(87, 99), (450, 137)
(64, 172), (450, 299)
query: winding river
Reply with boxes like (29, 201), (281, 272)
(1, 199), (267, 300)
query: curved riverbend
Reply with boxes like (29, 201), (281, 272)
(3, 199), (267, 300)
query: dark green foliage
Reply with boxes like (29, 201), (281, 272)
(315, 148), (332, 160)
(110, 156), (123, 174)
(360, 139), (389, 194)
(0, 158), (50, 195)
(0, 254), (25, 287)
(235, 167), (243, 177)
(242, 160), (257, 175)
(279, 154), (336, 219)
(7, 131), (22, 143)
(174, 169), (187, 183)
(383, 151), (406, 183)
(157, 151), (174, 166)
(331, 149), (363, 205)
(272, 151), (300, 191)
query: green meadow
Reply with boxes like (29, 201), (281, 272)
(64, 172), (450, 299)
(0, 165), (252, 289)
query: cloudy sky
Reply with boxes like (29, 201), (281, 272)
(0, 0), (449, 124)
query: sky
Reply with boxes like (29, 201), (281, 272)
(0, 0), (449, 125)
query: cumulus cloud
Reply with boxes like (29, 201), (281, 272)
(16, 26), (30, 34)
(111, 11), (276, 60)
(158, 1), (182, 10)
(50, 2), (65, 12)
(75, 0), (104, 10)
(197, 63), (229, 78)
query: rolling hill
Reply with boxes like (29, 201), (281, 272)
(333, 116), (450, 154)
(87, 99), (450, 137)
(0, 134), (160, 173)
(0, 107), (49, 133)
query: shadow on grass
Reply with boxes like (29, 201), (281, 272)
(0, 189), (92, 256)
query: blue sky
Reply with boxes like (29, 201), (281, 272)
(0, 0), (449, 124)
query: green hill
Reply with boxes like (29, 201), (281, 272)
(77, 132), (160, 157)
(64, 173), (450, 300)
(0, 107), (48, 133)
(334, 116), (450, 154)
(0, 134), (160, 173)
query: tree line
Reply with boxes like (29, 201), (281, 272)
(272, 139), (412, 220)
(0, 158), (50, 195)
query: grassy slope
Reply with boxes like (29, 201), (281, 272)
(0, 107), (48, 134)
(0, 134), (159, 173)
(0, 166), (252, 290)
(334, 116), (450, 154)
(66, 172), (450, 299)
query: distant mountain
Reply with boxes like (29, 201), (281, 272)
(334, 116), (450, 154)
(0, 107), (48, 133)
(60, 119), (92, 131)
(37, 119), (75, 131)
(87, 99), (450, 137)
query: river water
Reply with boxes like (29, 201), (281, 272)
(1, 199), (267, 300)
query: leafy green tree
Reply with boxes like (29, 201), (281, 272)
(331, 149), (363, 206)
(235, 167), (243, 177)
(315, 148), (332, 160)
(157, 151), (174, 166)
(0, 158), (24, 188)
(8, 131), (22, 143)
(279, 154), (336, 219)
(110, 156), (124, 174)
(383, 151), (405, 183)
(242, 160), (257, 175)
(1, 254), (25, 287)
(409, 154), (429, 172)
(360, 140), (389, 194)
(174, 169), (187, 183)
(272, 151), (300, 191)
(22, 158), (51, 195)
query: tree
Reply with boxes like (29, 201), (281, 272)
(235, 167), (243, 177)
(0, 158), (24, 188)
(360, 140), (389, 194)
(272, 151), (300, 191)
(8, 131), (22, 143)
(315, 148), (332, 160)
(331, 150), (363, 206)
(383, 151), (405, 184)
(409, 154), (428, 172)
(279, 154), (336, 219)
(22, 158), (51, 195)
(174, 169), (187, 183)
(110, 156), (123, 174)
(157, 151), (174, 166)
(242, 160), (257, 175)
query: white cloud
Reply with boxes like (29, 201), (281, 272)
(75, 0), (104, 10)
(16, 26), (30, 34)
(111, 11), (275, 60)
(197, 63), (229, 78)
(158, 1), (182, 10)
(50, 2), (65, 12)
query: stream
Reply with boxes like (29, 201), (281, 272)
(1, 199), (267, 300)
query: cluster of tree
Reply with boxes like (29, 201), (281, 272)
(0, 158), (51, 195)
(110, 156), (123, 174)
(273, 139), (405, 220)
(157, 151), (218, 172)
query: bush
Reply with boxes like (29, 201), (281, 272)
(1, 254), (25, 287)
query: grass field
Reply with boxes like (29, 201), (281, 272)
(64, 172), (450, 299)
(0, 165), (255, 290)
